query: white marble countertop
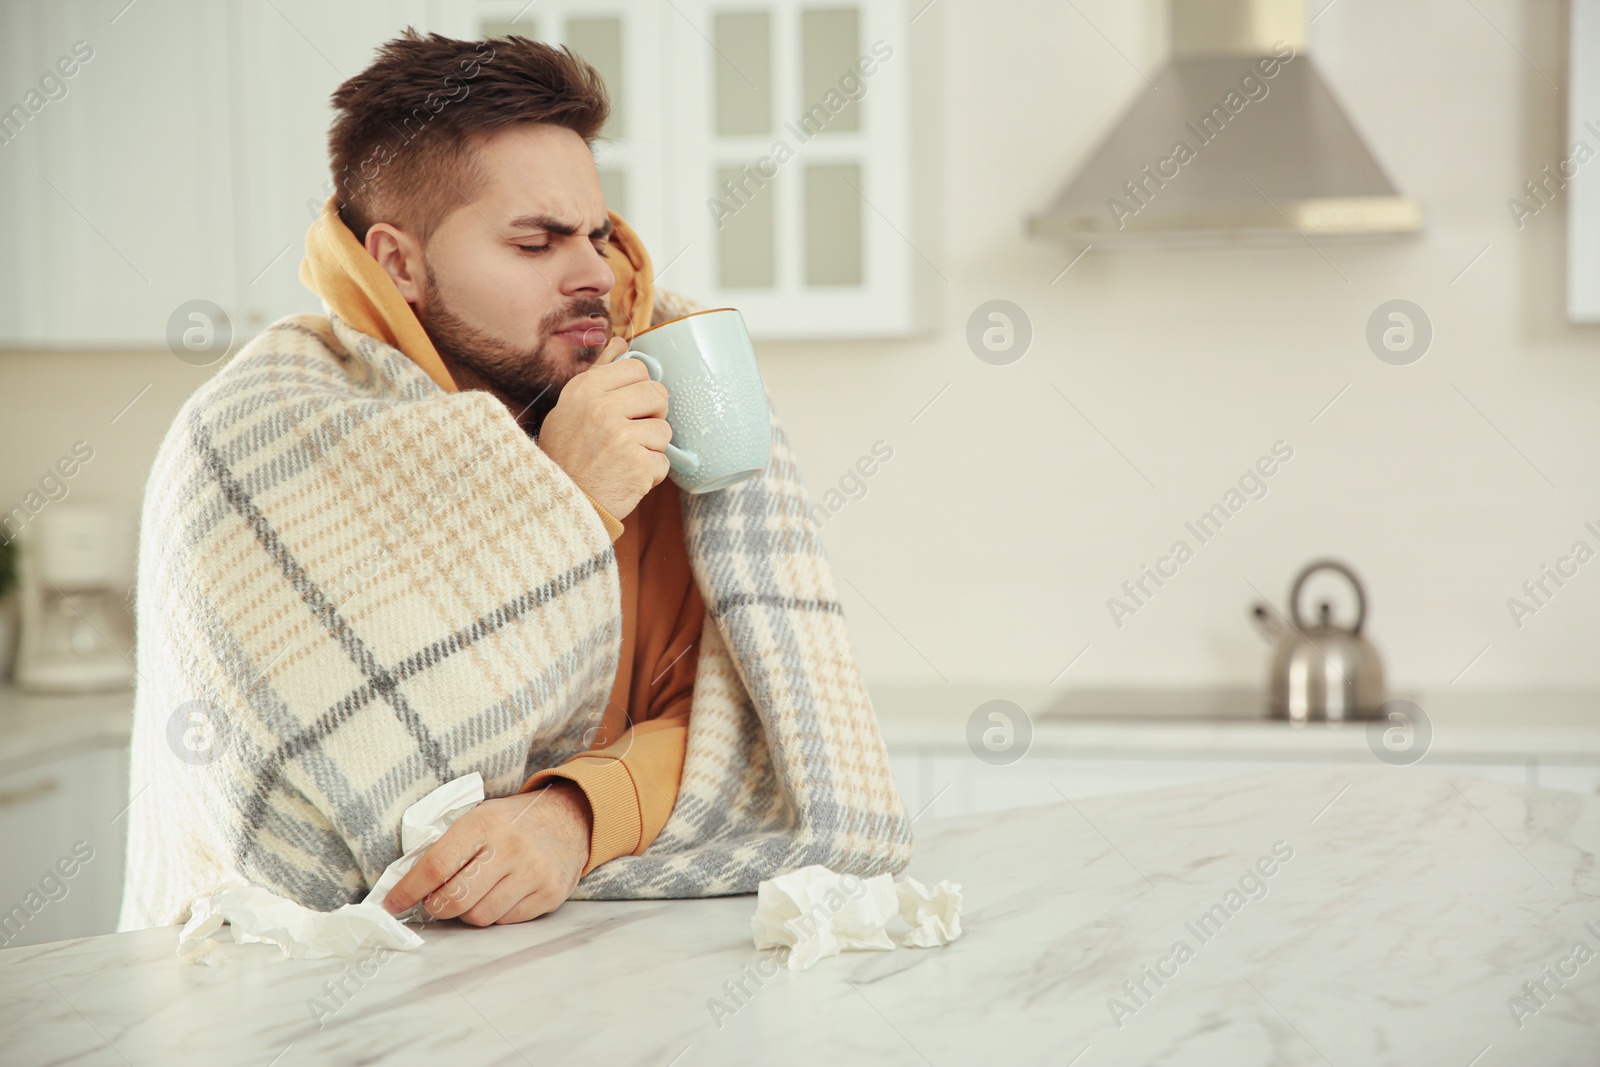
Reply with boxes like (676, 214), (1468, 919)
(5, 765), (1598, 1066)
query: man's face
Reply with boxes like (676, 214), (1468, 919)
(411, 124), (618, 433)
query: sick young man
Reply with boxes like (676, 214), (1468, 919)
(118, 30), (910, 933)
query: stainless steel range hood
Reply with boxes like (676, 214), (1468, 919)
(1027, 0), (1421, 245)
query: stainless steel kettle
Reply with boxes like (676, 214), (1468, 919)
(1250, 559), (1385, 723)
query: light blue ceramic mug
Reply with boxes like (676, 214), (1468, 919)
(618, 307), (771, 494)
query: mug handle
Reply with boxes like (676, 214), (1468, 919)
(619, 351), (701, 476)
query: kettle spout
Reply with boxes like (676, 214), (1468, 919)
(1251, 603), (1286, 644)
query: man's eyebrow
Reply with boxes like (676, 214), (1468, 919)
(507, 213), (614, 240)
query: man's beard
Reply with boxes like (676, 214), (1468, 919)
(414, 261), (609, 438)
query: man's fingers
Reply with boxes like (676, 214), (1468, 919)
(383, 820), (488, 914)
(458, 873), (546, 927)
(494, 889), (565, 925)
(449, 873), (520, 926)
(571, 355), (650, 399)
(419, 845), (504, 920)
(592, 335), (629, 366)
(636, 418), (674, 453)
(606, 379), (670, 420)
(648, 449), (671, 486)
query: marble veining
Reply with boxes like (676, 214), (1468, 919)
(4, 765), (1600, 1065)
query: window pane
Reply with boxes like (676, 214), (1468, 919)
(714, 12), (771, 136)
(568, 17), (624, 140)
(716, 165), (775, 288)
(480, 18), (538, 40)
(799, 7), (860, 136)
(599, 169), (628, 218)
(804, 163), (862, 286)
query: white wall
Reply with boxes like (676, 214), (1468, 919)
(1, 0), (1595, 696)
(757, 0), (1600, 691)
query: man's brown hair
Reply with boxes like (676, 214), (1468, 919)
(327, 29), (611, 245)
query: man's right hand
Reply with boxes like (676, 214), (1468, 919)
(537, 336), (673, 520)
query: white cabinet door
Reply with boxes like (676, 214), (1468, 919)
(0, 0), (236, 348)
(924, 754), (1316, 819)
(1533, 763), (1600, 795)
(885, 747), (924, 822)
(3, 1), (928, 345)
(1570, 0), (1600, 322)
(917, 751), (1555, 821)
(1412, 759), (1535, 789)
(662, 0), (929, 338)
(0, 1), (443, 347)
(224, 1), (443, 336)
(0, 745), (129, 950)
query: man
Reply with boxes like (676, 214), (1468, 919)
(118, 30), (910, 933)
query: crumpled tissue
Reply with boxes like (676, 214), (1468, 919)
(750, 864), (963, 971)
(895, 873), (965, 948)
(176, 772), (485, 965)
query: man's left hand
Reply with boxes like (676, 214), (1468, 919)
(382, 781), (593, 925)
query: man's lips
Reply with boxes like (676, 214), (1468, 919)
(555, 323), (609, 346)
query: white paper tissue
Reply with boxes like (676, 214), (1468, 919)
(361, 772), (486, 920)
(751, 865), (899, 971)
(750, 864), (964, 970)
(176, 887), (424, 965)
(895, 874), (964, 948)
(177, 772), (486, 965)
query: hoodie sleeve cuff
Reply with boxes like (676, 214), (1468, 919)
(580, 490), (625, 542)
(522, 757), (642, 877)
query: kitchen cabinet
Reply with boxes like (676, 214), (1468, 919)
(886, 740), (1600, 823)
(0, 743), (128, 950)
(652, 0), (933, 338)
(889, 751), (1577, 822)
(1526, 762), (1600, 794)
(925, 754), (1312, 816)
(0, 0), (429, 347)
(893, 753), (1304, 820)
(1572, 0), (1600, 322)
(221, 0), (446, 338)
(0, 0), (235, 348)
(877, 687), (1600, 823)
(0, 0), (930, 347)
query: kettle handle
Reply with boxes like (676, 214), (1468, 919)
(1289, 559), (1367, 635)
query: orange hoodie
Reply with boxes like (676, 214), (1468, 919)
(299, 196), (703, 877)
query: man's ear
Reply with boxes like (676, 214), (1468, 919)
(365, 222), (428, 305)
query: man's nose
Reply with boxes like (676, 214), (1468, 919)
(563, 242), (616, 298)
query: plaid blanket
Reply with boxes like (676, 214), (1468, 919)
(117, 294), (912, 930)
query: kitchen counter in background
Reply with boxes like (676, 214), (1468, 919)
(0, 683), (133, 772)
(873, 685), (1600, 821)
(9, 682), (1592, 779)
(4, 765), (1598, 1065)
(3, 682), (1599, 950)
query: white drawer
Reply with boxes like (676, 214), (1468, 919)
(0, 745), (129, 949)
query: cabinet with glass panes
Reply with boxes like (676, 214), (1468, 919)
(452, 0), (934, 339)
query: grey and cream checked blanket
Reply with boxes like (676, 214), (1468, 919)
(117, 290), (913, 931)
